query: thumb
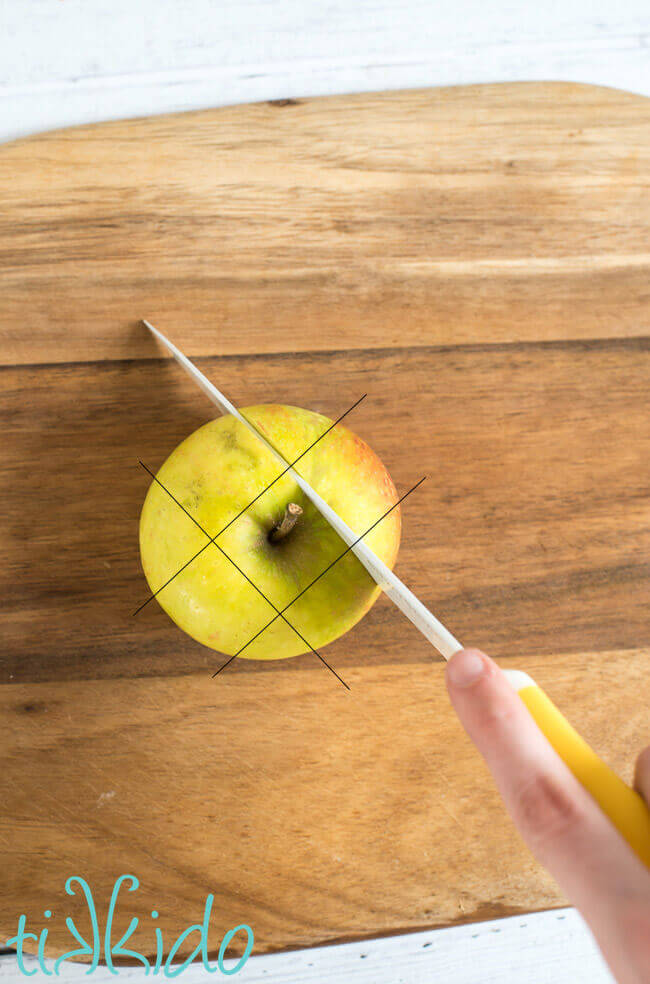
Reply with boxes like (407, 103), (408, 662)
(444, 648), (647, 919)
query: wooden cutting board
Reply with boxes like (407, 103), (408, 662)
(1, 82), (649, 963)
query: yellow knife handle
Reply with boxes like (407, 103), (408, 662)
(503, 670), (650, 869)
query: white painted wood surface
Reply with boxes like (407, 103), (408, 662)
(2, 0), (650, 142)
(1, 1), (647, 981)
(0, 909), (613, 983)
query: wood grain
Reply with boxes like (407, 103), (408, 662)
(1, 83), (650, 366)
(1, 338), (649, 684)
(1, 650), (648, 960)
(0, 84), (649, 962)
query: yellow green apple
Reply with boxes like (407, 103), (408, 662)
(139, 404), (401, 660)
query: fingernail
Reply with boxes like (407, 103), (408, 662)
(447, 649), (486, 688)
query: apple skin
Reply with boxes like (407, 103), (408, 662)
(139, 404), (401, 660)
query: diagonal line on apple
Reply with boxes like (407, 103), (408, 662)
(222, 476), (427, 669)
(138, 462), (351, 688)
(138, 335), (407, 672)
(132, 395), (367, 617)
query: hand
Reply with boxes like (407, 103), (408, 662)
(445, 648), (650, 984)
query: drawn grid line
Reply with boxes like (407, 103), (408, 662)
(133, 395), (367, 616)
(135, 396), (424, 688)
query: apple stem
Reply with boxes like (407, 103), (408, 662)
(269, 503), (303, 543)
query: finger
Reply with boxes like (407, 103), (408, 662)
(445, 648), (647, 918)
(634, 745), (650, 806)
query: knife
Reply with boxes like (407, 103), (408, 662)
(144, 320), (650, 869)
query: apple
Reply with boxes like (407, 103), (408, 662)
(139, 404), (401, 660)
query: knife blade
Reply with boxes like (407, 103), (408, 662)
(143, 319), (650, 869)
(144, 319), (461, 659)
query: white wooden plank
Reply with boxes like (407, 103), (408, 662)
(1, 0), (650, 142)
(3, 0), (650, 86)
(0, 908), (614, 983)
